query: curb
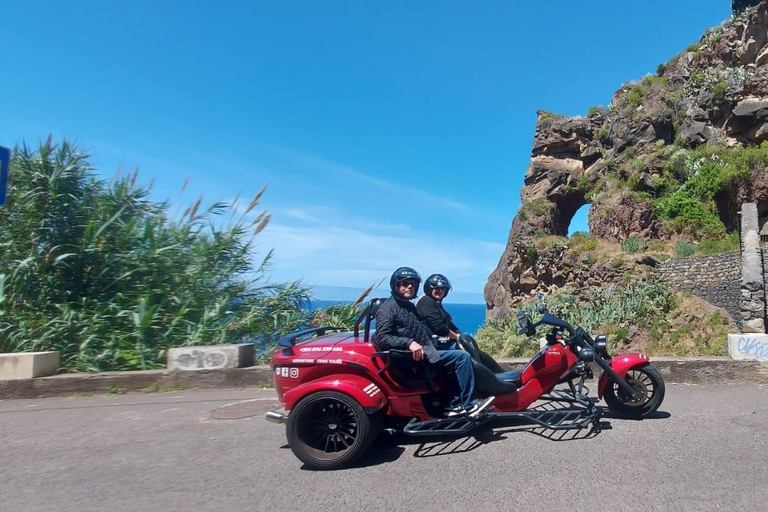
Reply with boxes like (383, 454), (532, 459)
(1, 357), (766, 400)
(0, 367), (276, 400)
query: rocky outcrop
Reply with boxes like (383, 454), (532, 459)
(487, 1), (768, 320)
(734, 1), (763, 14)
(485, 239), (653, 319)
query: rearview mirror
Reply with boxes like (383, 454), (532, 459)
(516, 310), (536, 337)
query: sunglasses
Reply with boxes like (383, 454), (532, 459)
(399, 280), (418, 288)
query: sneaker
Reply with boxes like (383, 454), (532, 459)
(445, 405), (467, 417)
(467, 396), (496, 418)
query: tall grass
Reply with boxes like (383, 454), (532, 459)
(0, 138), (311, 372)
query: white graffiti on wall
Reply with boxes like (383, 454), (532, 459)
(735, 336), (768, 360)
(173, 349), (230, 370)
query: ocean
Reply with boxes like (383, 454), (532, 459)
(309, 300), (487, 335)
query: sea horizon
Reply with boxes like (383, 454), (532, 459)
(309, 298), (487, 335)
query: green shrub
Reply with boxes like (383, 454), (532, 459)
(675, 241), (696, 257)
(0, 139), (311, 372)
(524, 244), (539, 259)
(546, 237), (569, 252)
(621, 237), (647, 254)
(519, 198), (555, 221)
(711, 80), (728, 100)
(658, 192), (726, 239)
(474, 316), (540, 359)
(476, 280), (676, 358)
(628, 85), (647, 108)
(695, 232), (739, 255)
(571, 232), (598, 251)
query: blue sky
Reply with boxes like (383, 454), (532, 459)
(1, 1), (731, 302)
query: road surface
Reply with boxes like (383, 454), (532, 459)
(1, 383), (767, 511)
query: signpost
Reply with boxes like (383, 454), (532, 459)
(0, 146), (9, 206)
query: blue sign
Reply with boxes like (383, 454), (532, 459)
(0, 146), (9, 206)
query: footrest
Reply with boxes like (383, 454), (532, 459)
(403, 415), (491, 437)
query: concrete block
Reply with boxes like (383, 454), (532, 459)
(728, 333), (768, 361)
(0, 352), (60, 380)
(167, 344), (254, 371)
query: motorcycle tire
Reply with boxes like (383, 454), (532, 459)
(287, 390), (381, 470)
(604, 364), (665, 419)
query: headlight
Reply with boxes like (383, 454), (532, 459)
(594, 335), (609, 358)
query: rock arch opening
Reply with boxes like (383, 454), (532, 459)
(568, 203), (592, 237)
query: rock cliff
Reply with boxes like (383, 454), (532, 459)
(487, 1), (768, 318)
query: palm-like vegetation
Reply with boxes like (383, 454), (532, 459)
(0, 138), (310, 371)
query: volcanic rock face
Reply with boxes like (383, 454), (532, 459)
(486, 2), (768, 319)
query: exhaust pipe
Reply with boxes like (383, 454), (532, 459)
(266, 410), (288, 424)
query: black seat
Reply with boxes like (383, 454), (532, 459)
(457, 334), (521, 391)
(472, 360), (521, 395)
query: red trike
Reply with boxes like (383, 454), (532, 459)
(266, 298), (665, 469)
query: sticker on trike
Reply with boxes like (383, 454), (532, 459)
(274, 367), (301, 379)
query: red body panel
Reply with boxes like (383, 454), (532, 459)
(271, 331), (654, 420)
(283, 374), (387, 412)
(597, 353), (651, 398)
(494, 342), (578, 411)
(272, 333), (434, 417)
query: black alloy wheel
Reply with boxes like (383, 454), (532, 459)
(287, 391), (380, 470)
(604, 364), (666, 419)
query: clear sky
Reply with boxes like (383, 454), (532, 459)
(1, 0), (731, 302)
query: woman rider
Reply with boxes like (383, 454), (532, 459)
(416, 274), (461, 350)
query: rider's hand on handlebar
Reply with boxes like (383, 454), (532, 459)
(409, 341), (424, 361)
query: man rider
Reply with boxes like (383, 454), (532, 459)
(374, 267), (494, 417)
(416, 273), (461, 350)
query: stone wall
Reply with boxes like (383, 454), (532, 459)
(657, 251), (742, 326)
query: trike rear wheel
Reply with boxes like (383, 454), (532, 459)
(604, 364), (665, 419)
(287, 391), (380, 470)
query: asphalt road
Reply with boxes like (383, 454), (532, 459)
(1, 384), (767, 512)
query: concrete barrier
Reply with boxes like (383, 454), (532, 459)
(167, 344), (254, 371)
(0, 352), (60, 380)
(1, 356), (766, 400)
(728, 333), (768, 361)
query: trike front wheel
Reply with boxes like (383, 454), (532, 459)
(604, 364), (665, 419)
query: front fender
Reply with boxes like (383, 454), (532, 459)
(283, 374), (387, 413)
(598, 353), (650, 398)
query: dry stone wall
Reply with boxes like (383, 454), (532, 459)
(657, 252), (742, 327)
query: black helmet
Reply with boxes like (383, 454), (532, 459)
(390, 267), (421, 299)
(424, 273), (452, 298)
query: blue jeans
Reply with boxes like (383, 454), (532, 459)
(430, 349), (476, 408)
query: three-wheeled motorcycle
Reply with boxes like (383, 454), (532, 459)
(266, 298), (665, 469)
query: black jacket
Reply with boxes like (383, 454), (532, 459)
(373, 296), (432, 351)
(416, 295), (459, 337)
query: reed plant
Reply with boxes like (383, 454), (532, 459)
(0, 138), (310, 371)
